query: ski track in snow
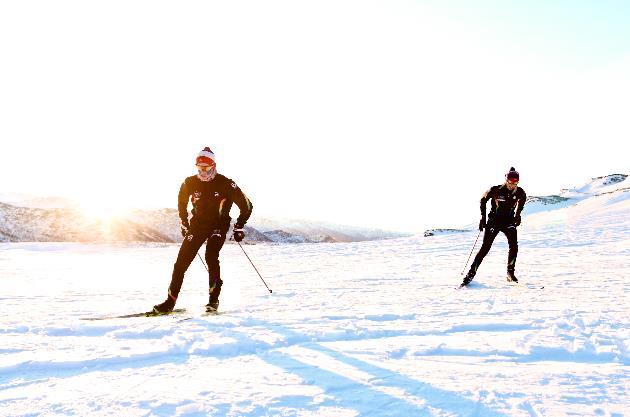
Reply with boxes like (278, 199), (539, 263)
(0, 189), (629, 416)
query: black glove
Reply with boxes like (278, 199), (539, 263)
(514, 214), (521, 227)
(180, 221), (190, 237)
(232, 226), (245, 242)
(478, 217), (486, 231)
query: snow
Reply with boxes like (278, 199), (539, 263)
(0, 181), (628, 416)
(560, 174), (628, 198)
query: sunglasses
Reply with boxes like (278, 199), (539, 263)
(196, 164), (215, 172)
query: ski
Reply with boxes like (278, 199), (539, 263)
(81, 308), (187, 321)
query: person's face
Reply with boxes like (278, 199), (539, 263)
(506, 178), (518, 190)
(196, 162), (216, 180)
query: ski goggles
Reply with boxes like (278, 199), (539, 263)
(196, 164), (216, 172)
(506, 178), (519, 184)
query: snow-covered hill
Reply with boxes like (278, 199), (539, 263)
(252, 217), (410, 242)
(523, 173), (628, 216)
(123, 208), (402, 243)
(560, 173), (627, 197)
(0, 203), (173, 243)
(124, 209), (336, 244)
(525, 177), (630, 240)
(0, 203), (403, 244)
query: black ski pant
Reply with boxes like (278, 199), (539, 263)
(167, 228), (227, 304)
(468, 223), (518, 276)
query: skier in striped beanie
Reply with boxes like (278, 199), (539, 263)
(153, 147), (253, 314)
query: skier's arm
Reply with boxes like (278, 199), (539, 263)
(515, 189), (527, 217)
(477, 188), (491, 230)
(177, 180), (191, 226)
(229, 182), (253, 228)
(480, 188), (492, 218)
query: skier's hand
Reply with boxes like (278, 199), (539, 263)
(232, 227), (245, 242)
(514, 214), (521, 227)
(180, 221), (190, 237)
(478, 217), (486, 231)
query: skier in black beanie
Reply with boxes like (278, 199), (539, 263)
(461, 167), (526, 287)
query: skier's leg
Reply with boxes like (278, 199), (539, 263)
(466, 226), (499, 279)
(205, 229), (227, 309)
(157, 232), (206, 310)
(503, 226), (518, 280)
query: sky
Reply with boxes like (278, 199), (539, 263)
(1, 0), (628, 233)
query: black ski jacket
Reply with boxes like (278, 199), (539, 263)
(480, 184), (526, 226)
(178, 174), (253, 232)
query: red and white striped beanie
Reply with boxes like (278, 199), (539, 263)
(196, 147), (216, 166)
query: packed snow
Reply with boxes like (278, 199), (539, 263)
(0, 178), (628, 417)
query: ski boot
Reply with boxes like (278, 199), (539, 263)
(152, 297), (176, 314)
(205, 300), (219, 314)
(506, 270), (518, 283)
(460, 272), (475, 287)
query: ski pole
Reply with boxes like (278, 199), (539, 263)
(461, 229), (482, 275)
(197, 253), (208, 271)
(237, 241), (273, 293)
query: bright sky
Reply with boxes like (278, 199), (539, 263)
(1, 0), (628, 233)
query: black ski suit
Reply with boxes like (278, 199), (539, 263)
(167, 174), (253, 304)
(468, 184), (526, 277)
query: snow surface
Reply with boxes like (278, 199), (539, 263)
(0, 185), (628, 416)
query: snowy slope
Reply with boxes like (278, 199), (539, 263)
(560, 173), (628, 197)
(523, 173), (628, 215)
(0, 175), (628, 417)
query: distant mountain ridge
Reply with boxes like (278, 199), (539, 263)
(0, 200), (407, 244)
(0, 203), (174, 243)
(250, 217), (409, 242)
